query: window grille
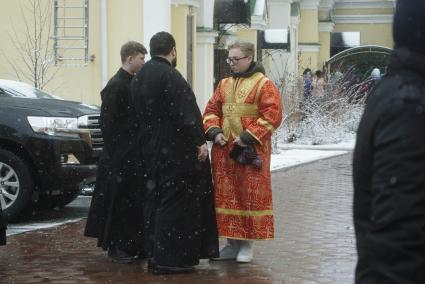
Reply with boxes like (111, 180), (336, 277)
(53, 0), (89, 66)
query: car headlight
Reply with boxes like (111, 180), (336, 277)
(27, 116), (89, 139)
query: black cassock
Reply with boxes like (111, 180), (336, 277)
(85, 68), (144, 256)
(0, 206), (6, 246)
(131, 56), (219, 267)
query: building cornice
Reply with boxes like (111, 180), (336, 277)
(300, 0), (320, 10)
(334, 0), (396, 9)
(268, 0), (294, 4)
(196, 31), (218, 44)
(299, 43), (321, 52)
(319, 0), (336, 11)
(268, 2), (292, 8)
(319, 22), (335, 32)
(334, 14), (393, 24)
(170, 0), (200, 8)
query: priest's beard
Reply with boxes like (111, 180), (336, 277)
(172, 57), (177, 68)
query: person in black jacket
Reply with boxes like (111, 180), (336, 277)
(353, 1), (425, 283)
(85, 41), (147, 264)
(130, 31), (219, 275)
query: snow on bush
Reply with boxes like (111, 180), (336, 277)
(272, 74), (368, 146)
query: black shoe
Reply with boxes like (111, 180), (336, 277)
(151, 263), (195, 275)
(147, 258), (154, 271)
(108, 247), (138, 264)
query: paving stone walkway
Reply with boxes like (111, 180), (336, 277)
(0, 154), (356, 284)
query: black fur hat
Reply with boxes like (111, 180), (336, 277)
(393, 0), (425, 54)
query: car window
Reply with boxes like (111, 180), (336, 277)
(0, 84), (61, 99)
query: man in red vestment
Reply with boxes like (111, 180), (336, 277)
(204, 40), (283, 263)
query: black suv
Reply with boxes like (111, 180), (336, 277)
(0, 80), (102, 220)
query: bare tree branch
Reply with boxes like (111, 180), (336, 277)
(4, 0), (60, 90)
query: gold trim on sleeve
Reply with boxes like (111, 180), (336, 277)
(257, 117), (275, 133)
(254, 77), (269, 104)
(203, 114), (220, 124)
(216, 207), (273, 217)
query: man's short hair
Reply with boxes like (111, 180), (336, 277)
(303, 68), (312, 75)
(120, 41), (147, 63)
(150, 32), (176, 57)
(227, 40), (255, 58)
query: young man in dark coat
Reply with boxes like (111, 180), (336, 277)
(353, 1), (425, 283)
(0, 206), (6, 246)
(130, 31), (219, 275)
(85, 41), (147, 263)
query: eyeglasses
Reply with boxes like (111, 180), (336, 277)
(226, 56), (249, 64)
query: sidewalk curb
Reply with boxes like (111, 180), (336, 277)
(271, 151), (351, 174)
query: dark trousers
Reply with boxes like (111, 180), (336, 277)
(0, 229), (5, 246)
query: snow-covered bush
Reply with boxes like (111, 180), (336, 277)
(273, 75), (367, 146)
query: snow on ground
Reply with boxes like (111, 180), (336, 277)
(270, 140), (355, 172)
(7, 219), (84, 236)
(278, 140), (355, 151)
(271, 149), (348, 172)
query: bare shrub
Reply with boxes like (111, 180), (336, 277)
(274, 74), (368, 146)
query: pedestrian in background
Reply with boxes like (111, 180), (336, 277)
(312, 70), (325, 97)
(204, 39), (282, 263)
(370, 68), (381, 82)
(131, 31), (219, 275)
(85, 41), (147, 264)
(303, 68), (313, 100)
(353, 0), (425, 282)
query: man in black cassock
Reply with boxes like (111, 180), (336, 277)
(0, 205), (6, 246)
(130, 31), (219, 275)
(353, 1), (425, 282)
(84, 41), (147, 263)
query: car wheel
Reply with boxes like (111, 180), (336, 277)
(0, 149), (33, 221)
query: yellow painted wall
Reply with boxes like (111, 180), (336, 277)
(236, 30), (258, 60)
(299, 52), (319, 73)
(0, 1), (32, 82)
(334, 8), (394, 15)
(0, 1), (103, 105)
(0, 1), (149, 105)
(319, 10), (331, 21)
(0, 0), (95, 103)
(0, 1), (202, 105)
(51, 1), (102, 105)
(192, 13), (197, 91)
(319, 32), (331, 68)
(299, 10), (319, 43)
(107, 0), (144, 76)
(334, 23), (393, 48)
(81, 1), (102, 105)
(171, 5), (189, 79)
